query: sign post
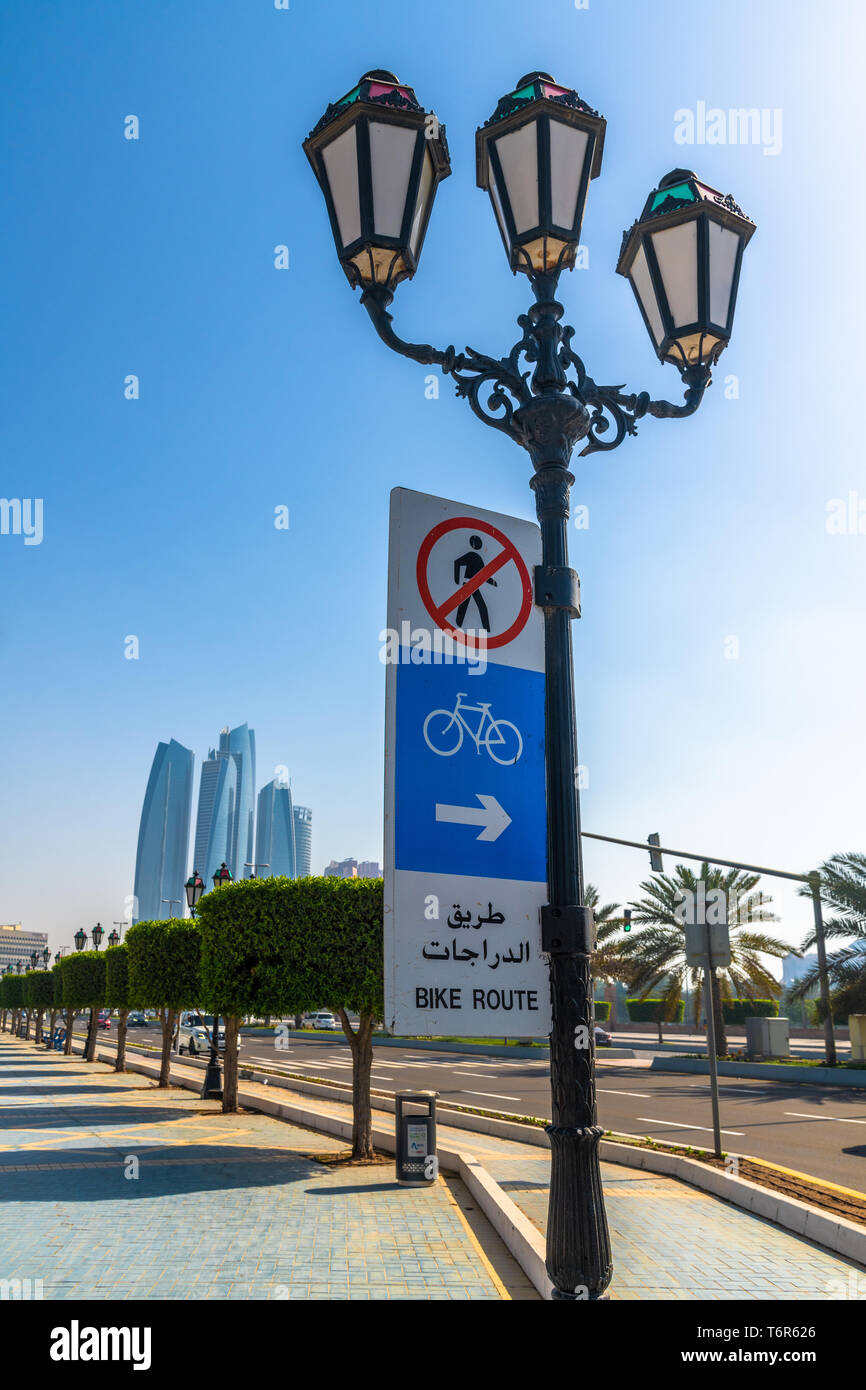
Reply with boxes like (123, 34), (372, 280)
(384, 487), (551, 1040)
(684, 899), (731, 1160)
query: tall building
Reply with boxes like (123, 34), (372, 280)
(255, 777), (296, 877)
(0, 924), (49, 974)
(192, 723), (256, 882)
(133, 738), (195, 921)
(293, 805), (313, 878)
(358, 860), (382, 879)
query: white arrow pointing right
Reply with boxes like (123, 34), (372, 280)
(435, 794), (512, 843)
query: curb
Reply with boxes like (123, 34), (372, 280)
(651, 1056), (866, 1087)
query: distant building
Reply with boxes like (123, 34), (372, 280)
(133, 738), (195, 921)
(255, 777), (296, 878)
(293, 805), (313, 878)
(358, 860), (382, 879)
(325, 858), (358, 879)
(0, 924), (49, 974)
(783, 952), (818, 988)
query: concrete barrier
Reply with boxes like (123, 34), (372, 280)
(651, 1055), (866, 1087)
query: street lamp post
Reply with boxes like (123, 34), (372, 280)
(200, 863), (233, 1100)
(244, 862), (270, 879)
(161, 899), (181, 918)
(74, 929), (87, 952)
(304, 70), (755, 1300)
(185, 872), (205, 918)
(107, 929), (120, 948)
(91, 923), (104, 951)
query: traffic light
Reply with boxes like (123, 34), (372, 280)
(648, 832), (663, 873)
(623, 909), (632, 933)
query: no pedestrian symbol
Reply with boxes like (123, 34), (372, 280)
(415, 516), (533, 650)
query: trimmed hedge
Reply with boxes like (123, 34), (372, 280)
(24, 971), (54, 1010)
(125, 920), (201, 1010)
(61, 952), (106, 1009)
(104, 944), (132, 1010)
(593, 1000), (612, 1022)
(722, 998), (779, 1024)
(626, 998), (685, 1023)
(195, 875), (384, 1017)
(0, 974), (24, 1009)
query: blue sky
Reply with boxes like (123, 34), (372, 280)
(2, 0), (864, 958)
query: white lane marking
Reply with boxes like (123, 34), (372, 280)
(597, 1088), (653, 1100)
(459, 1072), (510, 1080)
(784, 1111), (866, 1125)
(637, 1116), (745, 1136)
(459, 1089), (522, 1102)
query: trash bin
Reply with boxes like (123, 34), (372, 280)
(395, 1091), (438, 1186)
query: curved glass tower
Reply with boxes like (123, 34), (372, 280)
(293, 804), (313, 878)
(133, 739), (195, 921)
(227, 722), (256, 877)
(193, 741), (237, 888)
(255, 778), (296, 878)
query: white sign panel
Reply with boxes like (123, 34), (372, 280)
(384, 487), (551, 1037)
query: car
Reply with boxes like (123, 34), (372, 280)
(307, 1011), (339, 1031)
(126, 1012), (148, 1028)
(97, 1010), (112, 1030)
(177, 1012), (237, 1056)
(594, 1025), (612, 1047)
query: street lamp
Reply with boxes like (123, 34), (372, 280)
(107, 929), (120, 948)
(244, 862), (270, 879)
(199, 862), (235, 1101)
(304, 69), (754, 1301)
(42, 948), (50, 967)
(30, 951), (38, 971)
(54, 951), (62, 965)
(74, 929), (87, 952)
(185, 871), (205, 916)
(16, 960), (23, 973)
(91, 923), (104, 951)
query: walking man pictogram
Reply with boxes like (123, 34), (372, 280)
(454, 534), (497, 632)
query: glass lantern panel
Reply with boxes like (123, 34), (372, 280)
(630, 242), (665, 347)
(409, 146), (434, 258)
(548, 120), (589, 231)
(651, 222), (698, 328)
(489, 170), (511, 250)
(650, 183), (697, 212)
(494, 121), (539, 235)
(322, 125), (361, 248)
(370, 121), (418, 238)
(708, 221), (740, 327)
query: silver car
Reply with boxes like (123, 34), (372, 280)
(177, 1012), (227, 1056)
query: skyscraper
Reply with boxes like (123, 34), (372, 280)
(192, 723), (256, 882)
(255, 777), (296, 877)
(133, 738), (195, 921)
(293, 804), (313, 878)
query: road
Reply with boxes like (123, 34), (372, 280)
(89, 1024), (866, 1194)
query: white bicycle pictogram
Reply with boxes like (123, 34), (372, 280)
(423, 692), (523, 765)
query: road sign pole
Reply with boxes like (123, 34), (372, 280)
(809, 873), (837, 1067)
(703, 924), (723, 1160)
(532, 449), (612, 1301)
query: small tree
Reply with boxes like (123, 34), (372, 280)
(197, 875), (383, 1150)
(1, 974), (24, 1034)
(126, 920), (201, 1086)
(105, 944), (133, 1072)
(62, 953), (106, 1061)
(24, 971), (54, 1044)
(53, 960), (74, 1054)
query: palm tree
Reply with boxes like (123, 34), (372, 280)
(585, 883), (633, 1026)
(792, 853), (866, 1018)
(621, 863), (790, 1056)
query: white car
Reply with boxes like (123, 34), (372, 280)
(177, 1012), (231, 1055)
(307, 1011), (339, 1031)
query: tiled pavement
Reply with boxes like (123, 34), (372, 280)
(0, 1039), (533, 1300)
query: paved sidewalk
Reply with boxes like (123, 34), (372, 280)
(0, 1039), (533, 1300)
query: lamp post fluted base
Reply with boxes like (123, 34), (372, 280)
(546, 1123), (612, 1299)
(200, 1056), (223, 1102)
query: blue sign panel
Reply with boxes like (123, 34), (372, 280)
(394, 657), (547, 883)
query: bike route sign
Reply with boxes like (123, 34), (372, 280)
(384, 487), (551, 1036)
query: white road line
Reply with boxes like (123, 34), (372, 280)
(637, 1116), (745, 1137)
(459, 1072), (509, 1080)
(460, 1089), (522, 1102)
(784, 1111), (866, 1125)
(597, 1088), (653, 1100)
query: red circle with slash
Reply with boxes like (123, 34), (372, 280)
(415, 516), (533, 650)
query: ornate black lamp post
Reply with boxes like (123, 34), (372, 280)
(54, 951), (61, 965)
(185, 871), (205, 918)
(91, 923), (104, 951)
(200, 864), (233, 1100)
(107, 929), (120, 948)
(304, 70), (754, 1300)
(42, 948), (50, 967)
(74, 929), (87, 952)
(30, 951), (38, 971)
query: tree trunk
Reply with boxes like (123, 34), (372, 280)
(115, 1009), (129, 1072)
(604, 981), (617, 1027)
(709, 969), (727, 1058)
(23, 1009), (30, 1040)
(0, 1009), (5, 1031)
(339, 1008), (374, 1159)
(158, 1008), (176, 1086)
(64, 1008), (74, 1055)
(85, 1006), (99, 1061)
(656, 1019), (664, 1046)
(222, 1015), (240, 1113)
(293, 1013), (303, 1030)
(35, 1009), (44, 1045)
(48, 1009), (57, 1046)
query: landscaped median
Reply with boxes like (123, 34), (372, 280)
(651, 1054), (866, 1087)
